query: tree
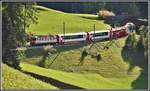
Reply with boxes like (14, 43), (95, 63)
(136, 2), (148, 19)
(125, 32), (137, 49)
(2, 2), (38, 69)
(136, 25), (148, 62)
(122, 25), (148, 72)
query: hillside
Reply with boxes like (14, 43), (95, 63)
(27, 6), (110, 35)
(22, 38), (141, 78)
(21, 63), (138, 89)
(25, 6), (138, 77)
(21, 6), (145, 89)
(2, 2), (148, 90)
(3, 5), (146, 89)
(2, 64), (58, 90)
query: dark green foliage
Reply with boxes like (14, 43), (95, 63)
(2, 3), (38, 69)
(38, 51), (49, 68)
(38, 2), (147, 18)
(2, 13), (21, 69)
(122, 30), (147, 70)
(125, 32), (137, 49)
(37, 46), (58, 68)
(122, 25), (148, 89)
(3, 2), (38, 46)
(137, 25), (148, 62)
(104, 2), (140, 16)
(38, 2), (106, 14)
(136, 2), (148, 19)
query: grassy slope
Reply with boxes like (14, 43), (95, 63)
(21, 63), (138, 89)
(27, 6), (110, 35)
(23, 6), (145, 89)
(23, 38), (141, 78)
(2, 64), (58, 90)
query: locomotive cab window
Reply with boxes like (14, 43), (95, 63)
(31, 36), (37, 41)
(63, 35), (84, 39)
(93, 32), (108, 37)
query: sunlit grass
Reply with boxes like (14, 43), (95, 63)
(27, 6), (110, 35)
(2, 63), (58, 90)
(21, 63), (139, 89)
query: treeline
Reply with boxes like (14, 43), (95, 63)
(38, 2), (148, 18)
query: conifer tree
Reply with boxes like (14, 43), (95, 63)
(2, 2), (38, 69)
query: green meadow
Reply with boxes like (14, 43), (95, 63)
(27, 6), (110, 35)
(20, 63), (139, 89)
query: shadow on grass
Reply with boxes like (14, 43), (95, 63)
(22, 71), (84, 89)
(25, 47), (45, 58)
(80, 16), (99, 21)
(25, 43), (88, 58)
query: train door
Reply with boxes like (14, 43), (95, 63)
(86, 32), (92, 43)
(56, 35), (64, 44)
(109, 28), (113, 40)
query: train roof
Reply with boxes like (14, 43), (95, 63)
(89, 30), (109, 33)
(112, 27), (126, 31)
(31, 36), (38, 38)
(58, 32), (86, 36)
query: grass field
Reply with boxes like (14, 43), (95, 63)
(27, 6), (110, 35)
(21, 63), (139, 89)
(22, 38), (141, 78)
(2, 63), (58, 90)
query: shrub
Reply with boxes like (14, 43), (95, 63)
(37, 46), (58, 68)
(43, 46), (57, 54)
(97, 10), (115, 19)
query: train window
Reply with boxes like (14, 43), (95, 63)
(63, 35), (84, 39)
(93, 32), (108, 37)
(31, 37), (37, 41)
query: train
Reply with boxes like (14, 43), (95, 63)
(29, 22), (135, 46)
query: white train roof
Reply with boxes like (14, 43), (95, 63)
(111, 27), (126, 31)
(58, 32), (86, 36)
(89, 30), (110, 33)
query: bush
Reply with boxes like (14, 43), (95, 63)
(37, 46), (58, 68)
(43, 46), (57, 54)
(97, 10), (115, 19)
